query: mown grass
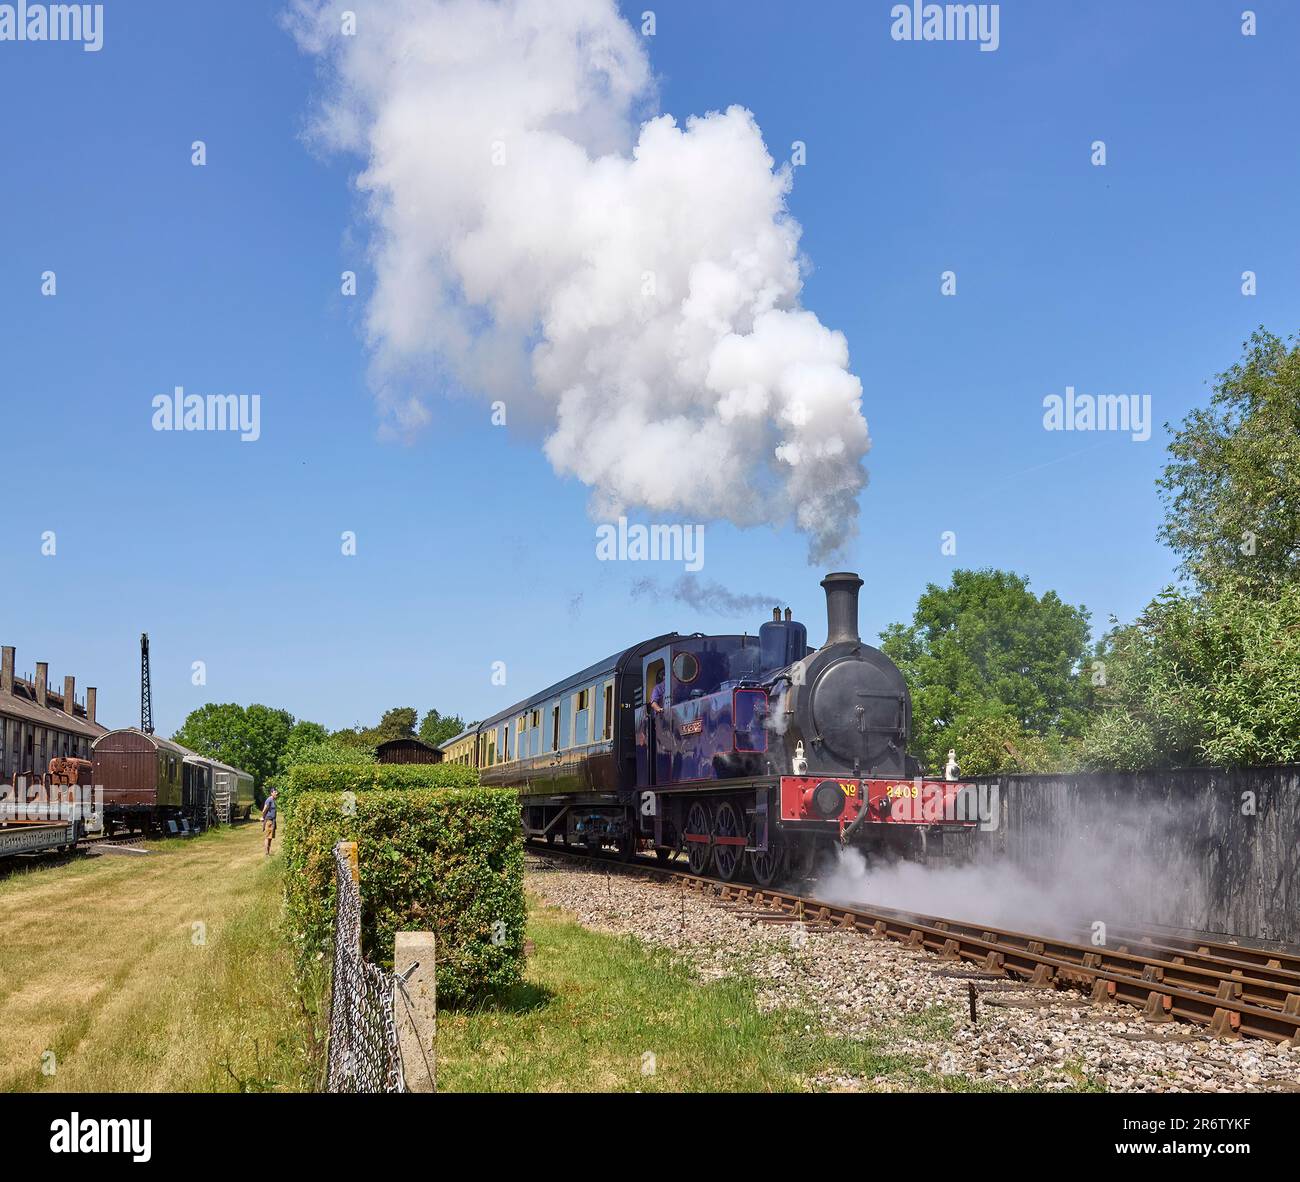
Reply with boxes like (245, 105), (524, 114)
(436, 896), (1004, 1092)
(0, 826), (325, 1092)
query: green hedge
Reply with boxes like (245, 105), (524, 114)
(281, 765), (523, 1005)
(287, 762), (480, 792)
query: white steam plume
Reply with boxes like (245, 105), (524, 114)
(287, 0), (871, 561)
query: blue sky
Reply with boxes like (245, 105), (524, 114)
(1, 0), (1296, 737)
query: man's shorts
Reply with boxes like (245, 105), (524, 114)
(263, 818), (277, 838)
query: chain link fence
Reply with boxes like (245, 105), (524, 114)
(326, 842), (408, 1093)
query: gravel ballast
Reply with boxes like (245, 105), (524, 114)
(526, 856), (1300, 1093)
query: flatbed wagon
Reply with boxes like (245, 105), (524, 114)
(0, 820), (81, 859)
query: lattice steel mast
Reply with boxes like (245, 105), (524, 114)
(140, 633), (154, 735)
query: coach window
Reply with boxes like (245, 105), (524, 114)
(550, 704), (560, 752)
(574, 688), (590, 745)
(559, 695), (573, 749)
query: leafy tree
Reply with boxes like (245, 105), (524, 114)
(330, 727), (373, 750)
(281, 720), (330, 763)
(264, 734), (375, 797)
(1077, 586), (1300, 769)
(880, 569), (1092, 774)
(333, 706), (420, 749)
(1158, 328), (1300, 595)
(173, 703), (296, 792)
(373, 707), (418, 740)
(333, 706), (469, 751)
(418, 707), (467, 747)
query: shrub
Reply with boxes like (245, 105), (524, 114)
(286, 762), (479, 793)
(948, 710), (1059, 776)
(285, 740), (376, 767)
(1077, 585), (1300, 769)
(281, 764), (523, 1005)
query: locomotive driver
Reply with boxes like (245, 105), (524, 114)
(649, 667), (668, 780)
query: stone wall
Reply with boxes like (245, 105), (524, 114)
(970, 766), (1299, 943)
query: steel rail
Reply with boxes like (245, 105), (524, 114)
(1082, 922), (1300, 980)
(853, 901), (1300, 1010)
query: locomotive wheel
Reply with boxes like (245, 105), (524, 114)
(545, 829), (560, 845)
(712, 800), (743, 881)
(750, 842), (785, 888)
(685, 801), (711, 875)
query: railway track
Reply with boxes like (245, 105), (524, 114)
(78, 833), (157, 853)
(525, 839), (1300, 1046)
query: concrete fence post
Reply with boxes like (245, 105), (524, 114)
(394, 931), (437, 1093)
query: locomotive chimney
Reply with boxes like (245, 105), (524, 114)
(784, 607), (792, 622)
(36, 662), (48, 708)
(772, 607), (780, 621)
(821, 571), (863, 646)
(86, 687), (97, 725)
(1, 646), (12, 695)
(64, 674), (75, 715)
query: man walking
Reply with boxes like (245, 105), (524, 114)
(261, 786), (278, 856)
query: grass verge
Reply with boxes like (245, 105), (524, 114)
(436, 894), (1005, 1092)
(0, 826), (324, 1092)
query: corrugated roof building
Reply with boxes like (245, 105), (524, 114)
(1, 644), (106, 778)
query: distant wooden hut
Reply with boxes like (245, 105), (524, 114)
(375, 736), (443, 765)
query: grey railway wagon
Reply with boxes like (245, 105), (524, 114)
(209, 760), (255, 822)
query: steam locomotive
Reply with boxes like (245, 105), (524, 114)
(467, 572), (977, 885)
